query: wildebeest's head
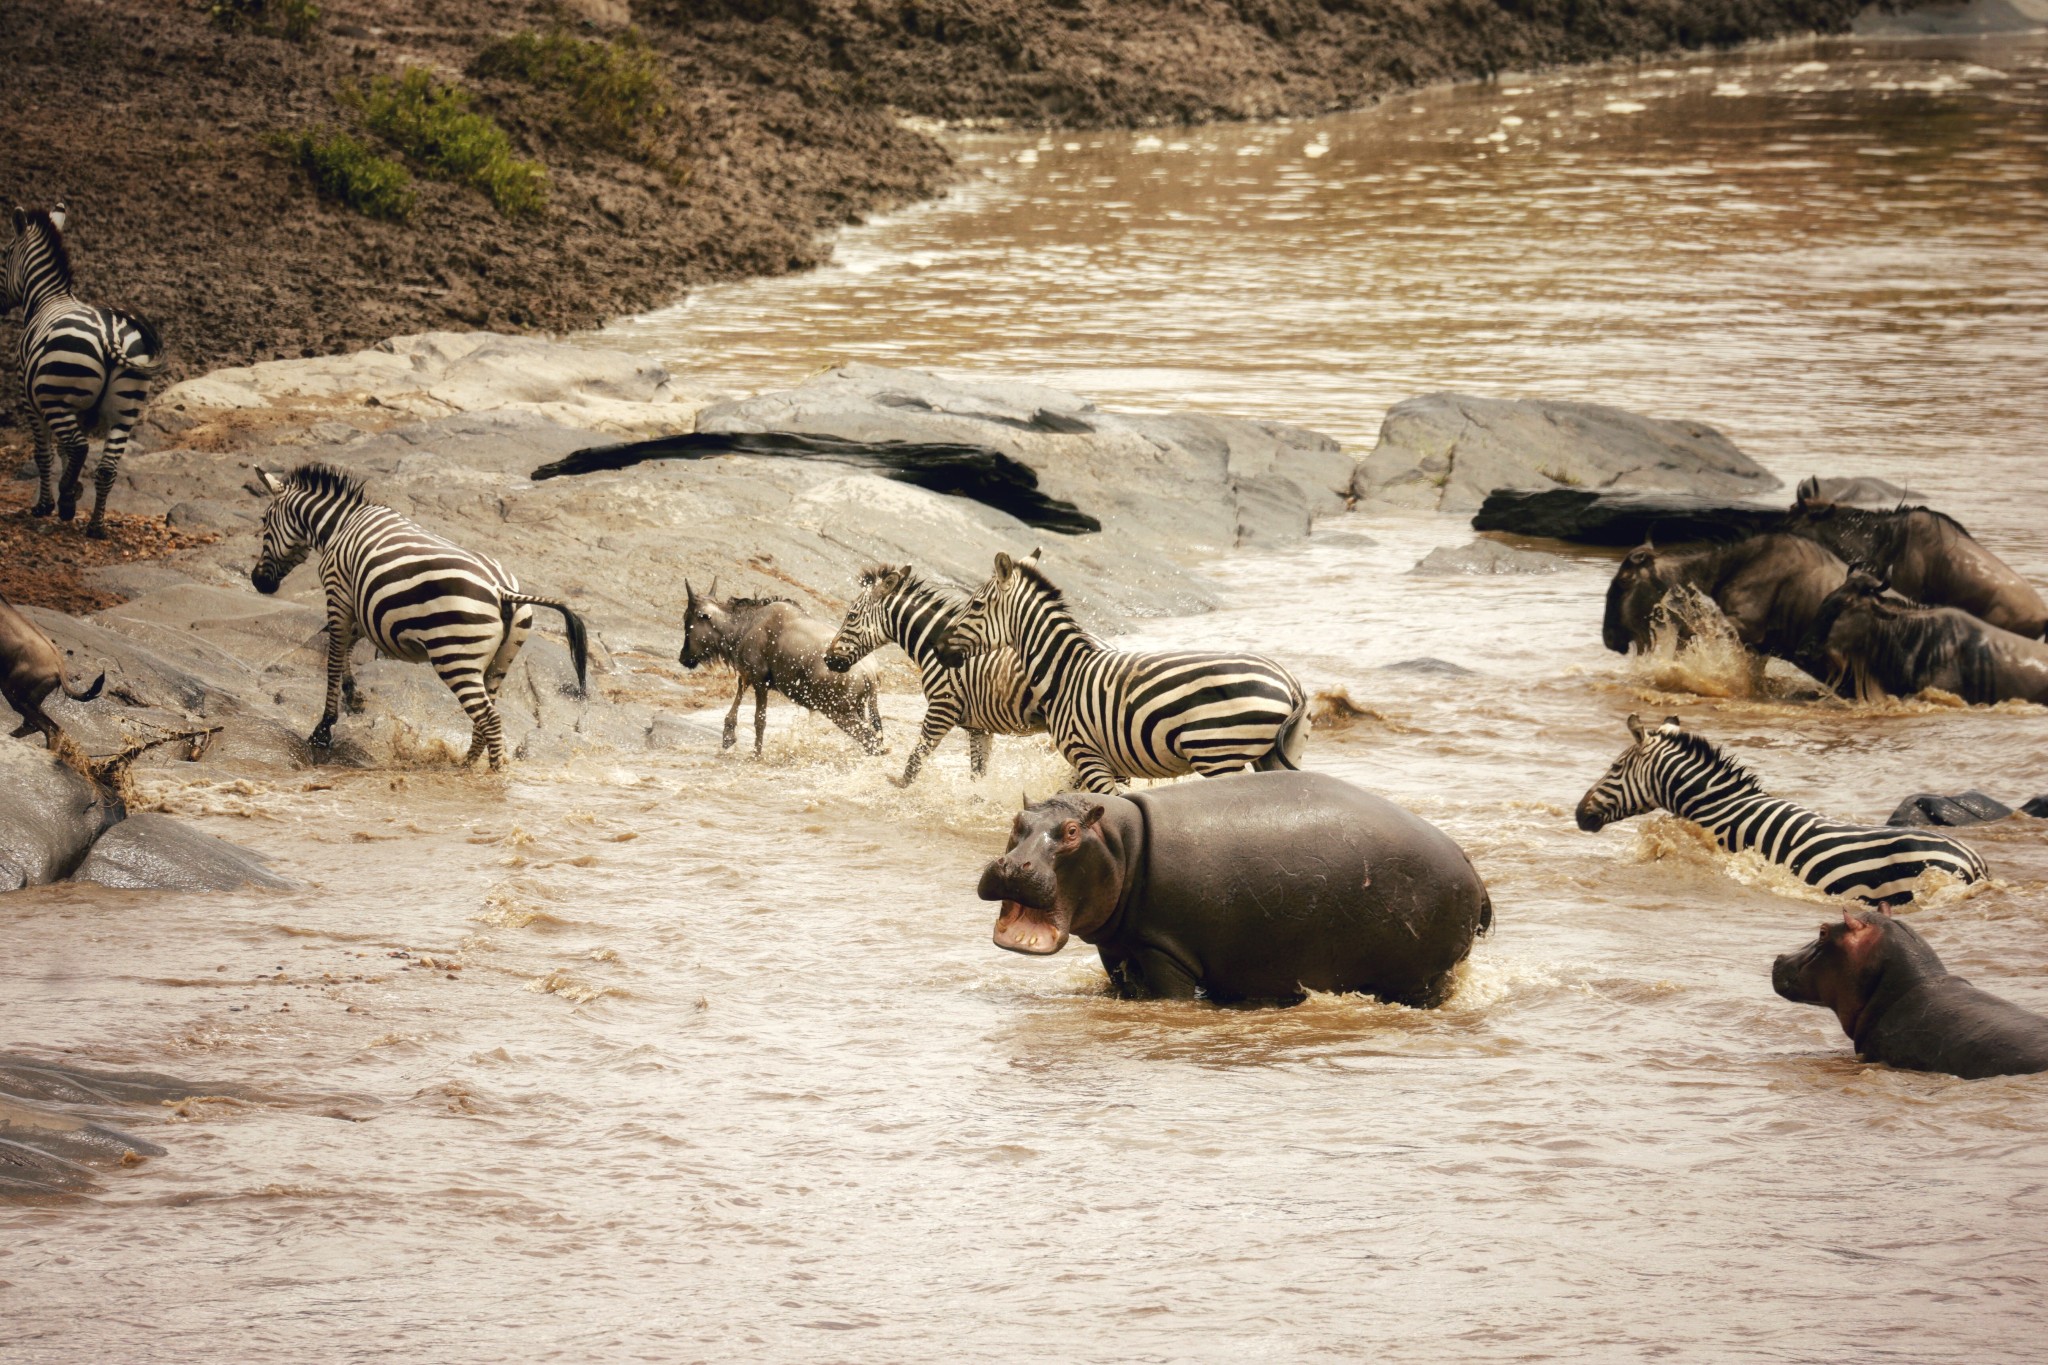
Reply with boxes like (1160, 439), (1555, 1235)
(1803, 568), (1891, 698)
(825, 564), (908, 674)
(678, 578), (730, 670)
(1601, 544), (1667, 654)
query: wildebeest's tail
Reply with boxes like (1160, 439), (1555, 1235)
(62, 670), (105, 703)
(113, 310), (168, 376)
(1254, 691), (1311, 773)
(504, 592), (589, 697)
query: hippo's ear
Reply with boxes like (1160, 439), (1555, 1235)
(1625, 713), (1645, 741)
(1081, 804), (1104, 829)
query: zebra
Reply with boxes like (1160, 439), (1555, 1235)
(934, 551), (1309, 796)
(823, 561), (1045, 786)
(251, 463), (589, 770)
(1575, 714), (1987, 906)
(4, 204), (166, 537)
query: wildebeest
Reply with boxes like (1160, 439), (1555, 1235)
(1601, 532), (1849, 681)
(0, 589), (102, 746)
(1804, 570), (2048, 705)
(679, 581), (885, 757)
(1784, 477), (2048, 638)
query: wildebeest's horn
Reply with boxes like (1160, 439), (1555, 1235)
(708, 575), (719, 599)
(1020, 789), (1030, 810)
(1797, 476), (1818, 502)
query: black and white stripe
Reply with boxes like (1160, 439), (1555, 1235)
(4, 205), (164, 537)
(252, 464), (588, 770)
(824, 563), (1044, 786)
(936, 553), (1308, 795)
(1575, 714), (1986, 906)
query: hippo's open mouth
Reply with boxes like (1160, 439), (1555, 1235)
(993, 898), (1069, 956)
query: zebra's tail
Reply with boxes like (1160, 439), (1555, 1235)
(62, 670), (105, 703)
(504, 592), (590, 697)
(113, 311), (168, 376)
(1255, 692), (1312, 773)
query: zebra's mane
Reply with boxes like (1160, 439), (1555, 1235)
(1657, 727), (1763, 794)
(858, 563), (916, 594)
(1011, 559), (1067, 606)
(284, 462), (367, 505)
(15, 210), (72, 289)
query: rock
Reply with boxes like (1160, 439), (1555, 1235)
(0, 743), (118, 890)
(166, 498), (255, 532)
(1887, 791), (2015, 828)
(70, 812), (296, 892)
(1353, 393), (1780, 515)
(2021, 796), (2048, 820)
(1854, 0), (2048, 36)
(1470, 489), (1788, 546)
(1409, 539), (1568, 575)
(0, 1054), (239, 1197)
(695, 364), (1353, 552)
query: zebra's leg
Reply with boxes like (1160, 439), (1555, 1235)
(25, 402), (58, 517)
(967, 731), (994, 779)
(753, 682), (770, 756)
(51, 412), (89, 522)
(1066, 744), (1123, 796)
(444, 669), (506, 770)
(484, 604), (531, 702)
(85, 413), (142, 540)
(308, 609), (356, 751)
(892, 703), (960, 788)
(722, 676), (747, 751)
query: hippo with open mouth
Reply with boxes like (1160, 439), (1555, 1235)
(977, 771), (1492, 1006)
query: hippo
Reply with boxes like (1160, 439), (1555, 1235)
(1773, 909), (2048, 1079)
(1804, 569), (2048, 705)
(1, 590), (102, 746)
(1784, 477), (2048, 638)
(975, 771), (1492, 1006)
(1602, 532), (1849, 682)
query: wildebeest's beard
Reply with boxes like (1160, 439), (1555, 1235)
(1603, 553), (1662, 653)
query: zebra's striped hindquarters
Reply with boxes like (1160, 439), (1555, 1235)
(1577, 714), (1986, 906)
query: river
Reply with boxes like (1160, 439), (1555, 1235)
(8, 28), (2048, 1362)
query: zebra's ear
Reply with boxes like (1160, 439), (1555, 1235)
(1659, 715), (1683, 735)
(9, 207), (23, 233)
(252, 465), (285, 496)
(1025, 546), (1043, 564)
(1625, 713), (1645, 741)
(878, 565), (908, 595)
(48, 204), (66, 232)
(994, 552), (1015, 577)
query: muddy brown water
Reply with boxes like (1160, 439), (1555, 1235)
(10, 32), (2048, 1360)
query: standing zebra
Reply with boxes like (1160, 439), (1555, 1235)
(252, 464), (589, 770)
(1575, 714), (1986, 906)
(823, 562), (1045, 787)
(935, 552), (1308, 795)
(3, 205), (165, 537)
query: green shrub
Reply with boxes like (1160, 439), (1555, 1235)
(348, 69), (549, 216)
(270, 128), (415, 220)
(210, 0), (321, 43)
(471, 28), (672, 150)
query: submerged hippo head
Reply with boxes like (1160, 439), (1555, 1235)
(976, 793), (1124, 955)
(1772, 908), (1943, 1038)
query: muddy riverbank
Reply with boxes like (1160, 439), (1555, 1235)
(2, 0), (1883, 387)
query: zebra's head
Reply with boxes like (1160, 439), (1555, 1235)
(252, 463), (364, 595)
(825, 564), (909, 674)
(1575, 713), (1687, 832)
(3, 203), (69, 317)
(934, 548), (1041, 670)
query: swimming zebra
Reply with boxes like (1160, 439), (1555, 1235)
(1575, 714), (1986, 906)
(823, 562), (1045, 786)
(252, 464), (589, 770)
(4, 205), (166, 537)
(935, 552), (1308, 795)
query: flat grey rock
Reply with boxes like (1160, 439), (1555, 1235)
(1353, 393), (1780, 515)
(1410, 539), (1568, 576)
(70, 813), (296, 892)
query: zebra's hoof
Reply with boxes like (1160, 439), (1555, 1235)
(28, 501), (53, 518)
(56, 504), (77, 522)
(85, 522), (108, 541)
(307, 728), (334, 750)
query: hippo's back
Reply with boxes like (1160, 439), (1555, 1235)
(1125, 771), (1489, 1006)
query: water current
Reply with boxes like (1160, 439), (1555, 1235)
(10, 29), (2048, 1362)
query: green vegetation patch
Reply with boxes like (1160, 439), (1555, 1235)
(348, 69), (549, 217)
(471, 28), (674, 153)
(270, 128), (415, 220)
(209, 0), (321, 43)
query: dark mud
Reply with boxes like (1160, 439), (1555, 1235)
(2, 0), (1867, 390)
